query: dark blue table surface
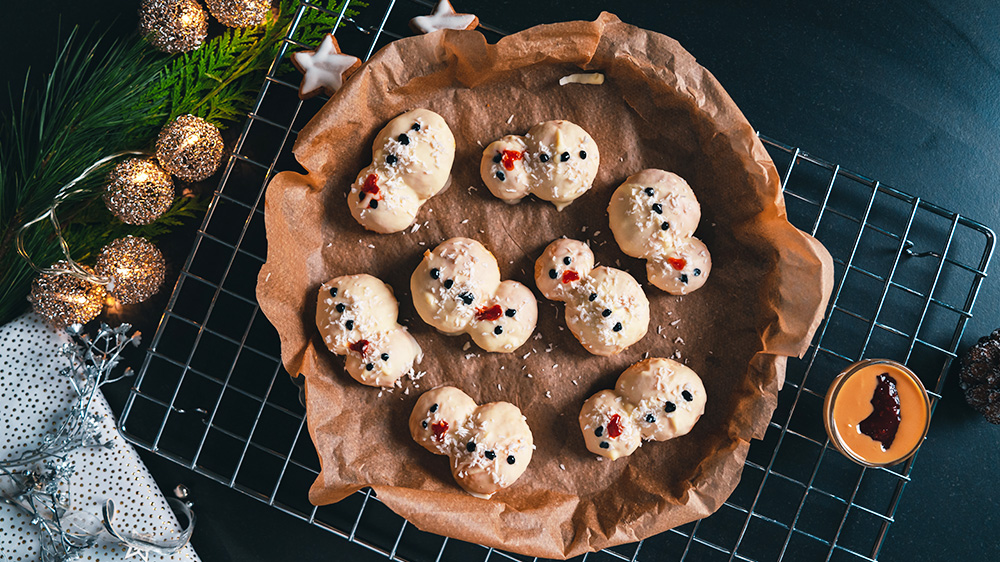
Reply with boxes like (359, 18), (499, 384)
(4, 1), (998, 560)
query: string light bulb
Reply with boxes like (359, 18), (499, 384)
(95, 236), (167, 305)
(155, 114), (225, 182)
(28, 263), (108, 327)
(138, 0), (209, 54)
(104, 158), (175, 225)
(205, 0), (270, 28)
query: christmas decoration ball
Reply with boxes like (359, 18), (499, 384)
(96, 236), (167, 306)
(138, 0), (209, 54)
(155, 114), (225, 182)
(206, 0), (270, 28)
(29, 263), (107, 327)
(104, 158), (175, 225)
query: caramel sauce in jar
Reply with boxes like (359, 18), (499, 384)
(823, 359), (930, 467)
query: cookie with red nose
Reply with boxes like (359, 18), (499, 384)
(608, 169), (712, 294)
(410, 386), (534, 498)
(534, 238), (650, 356)
(411, 238), (538, 353)
(481, 120), (600, 210)
(350, 109), (456, 233)
(317, 274), (422, 387)
(579, 357), (707, 459)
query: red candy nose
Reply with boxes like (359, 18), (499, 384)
(607, 414), (624, 438)
(362, 174), (380, 197)
(667, 257), (687, 271)
(501, 149), (523, 171)
(475, 304), (503, 321)
(349, 339), (369, 356)
(561, 270), (580, 284)
(431, 420), (449, 440)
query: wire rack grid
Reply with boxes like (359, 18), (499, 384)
(118, 1), (995, 561)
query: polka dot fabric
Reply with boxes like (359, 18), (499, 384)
(0, 313), (201, 561)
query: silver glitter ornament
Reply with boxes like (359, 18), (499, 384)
(28, 263), (107, 327)
(103, 158), (175, 225)
(138, 0), (209, 54)
(95, 236), (167, 305)
(205, 0), (270, 28)
(155, 114), (225, 182)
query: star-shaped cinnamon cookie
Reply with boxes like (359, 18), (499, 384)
(410, 0), (479, 34)
(291, 34), (362, 99)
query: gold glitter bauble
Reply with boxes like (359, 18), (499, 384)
(205, 0), (269, 27)
(155, 114), (225, 182)
(104, 158), (175, 225)
(29, 263), (107, 327)
(138, 0), (209, 54)
(95, 236), (167, 305)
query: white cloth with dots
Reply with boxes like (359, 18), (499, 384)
(0, 313), (201, 561)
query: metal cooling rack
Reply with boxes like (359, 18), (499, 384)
(118, 1), (996, 561)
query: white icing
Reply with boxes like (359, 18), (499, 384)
(292, 33), (359, 98)
(410, 0), (477, 34)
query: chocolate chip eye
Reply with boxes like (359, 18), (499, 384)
(484, 450), (496, 460)
(386, 154), (397, 165)
(496, 170), (505, 181)
(602, 309), (611, 317)
(365, 363), (374, 371)
(560, 152), (570, 162)
(548, 269), (557, 279)
(507, 455), (516, 465)
(594, 426), (604, 437)
(422, 420), (428, 428)
(466, 441), (476, 452)
(459, 292), (474, 305)
(645, 414), (656, 423)
(493, 153), (502, 164)
(430, 403), (438, 413)
(369, 200), (378, 209)
(579, 150), (587, 159)
(682, 390), (694, 402)
(661, 221), (670, 231)
(539, 153), (550, 162)
(652, 203), (663, 214)
(329, 287), (338, 297)
(563, 256), (572, 265)
(411, 122), (421, 131)
(680, 274), (689, 284)
(664, 401), (676, 413)
(644, 187), (655, 196)
(494, 326), (503, 335)
(505, 308), (516, 317)
(430, 268), (440, 279)
(335, 303), (345, 313)
(444, 279), (454, 289)
(381, 353), (389, 361)
(345, 320), (354, 330)
(693, 268), (702, 276)
(613, 322), (623, 332)
(397, 133), (410, 145)
(589, 293), (597, 301)
(599, 441), (610, 449)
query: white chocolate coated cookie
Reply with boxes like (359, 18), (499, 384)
(350, 109), (455, 233)
(579, 358), (706, 460)
(608, 169), (712, 295)
(316, 274), (422, 387)
(411, 238), (537, 353)
(534, 239), (649, 356)
(410, 387), (534, 498)
(481, 120), (599, 210)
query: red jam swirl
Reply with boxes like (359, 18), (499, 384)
(667, 257), (687, 271)
(362, 174), (380, 197)
(348, 339), (369, 356)
(501, 150), (523, 171)
(475, 304), (503, 322)
(431, 420), (449, 441)
(607, 414), (624, 438)
(561, 270), (580, 284)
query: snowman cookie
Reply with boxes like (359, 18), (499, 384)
(411, 238), (537, 353)
(350, 109), (456, 233)
(316, 274), (422, 387)
(480, 120), (599, 210)
(579, 357), (706, 460)
(608, 169), (712, 295)
(534, 238), (650, 356)
(410, 386), (534, 498)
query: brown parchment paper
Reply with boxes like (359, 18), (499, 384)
(256, 13), (834, 559)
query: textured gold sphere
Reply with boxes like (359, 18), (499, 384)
(29, 263), (107, 327)
(96, 236), (167, 306)
(139, 0), (209, 54)
(206, 0), (269, 28)
(104, 158), (175, 225)
(155, 114), (225, 182)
